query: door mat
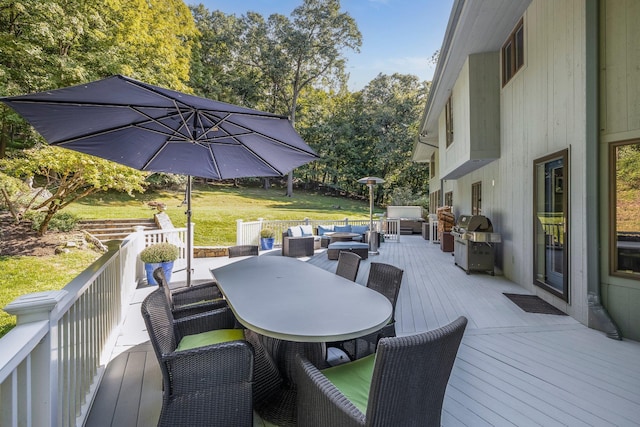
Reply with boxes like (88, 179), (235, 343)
(503, 293), (567, 315)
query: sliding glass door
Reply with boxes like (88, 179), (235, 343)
(533, 150), (569, 301)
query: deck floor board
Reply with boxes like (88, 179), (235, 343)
(87, 235), (640, 426)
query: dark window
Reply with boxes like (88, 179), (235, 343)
(445, 96), (453, 147)
(430, 152), (436, 179)
(430, 190), (441, 214)
(472, 182), (482, 215)
(445, 191), (453, 207)
(502, 19), (525, 85)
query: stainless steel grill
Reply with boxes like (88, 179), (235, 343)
(452, 215), (501, 275)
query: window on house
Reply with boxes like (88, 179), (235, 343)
(430, 152), (436, 179)
(610, 140), (640, 278)
(445, 96), (453, 147)
(444, 191), (453, 207)
(430, 190), (441, 214)
(502, 18), (524, 86)
(472, 182), (482, 215)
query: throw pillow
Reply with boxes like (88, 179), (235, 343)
(288, 226), (303, 237)
(317, 225), (334, 235)
(334, 225), (352, 233)
(300, 225), (313, 236)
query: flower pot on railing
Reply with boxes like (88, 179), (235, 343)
(260, 228), (275, 250)
(139, 242), (179, 285)
(144, 261), (174, 285)
(260, 237), (275, 250)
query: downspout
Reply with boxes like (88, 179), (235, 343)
(585, 0), (621, 339)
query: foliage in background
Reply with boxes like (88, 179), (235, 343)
(145, 173), (188, 191)
(389, 187), (429, 211)
(0, 0), (198, 155)
(1, 146), (147, 234)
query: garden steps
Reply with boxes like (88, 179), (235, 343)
(78, 218), (158, 243)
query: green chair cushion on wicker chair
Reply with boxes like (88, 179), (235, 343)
(321, 353), (376, 413)
(176, 328), (245, 352)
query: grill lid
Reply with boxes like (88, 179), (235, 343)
(455, 215), (493, 232)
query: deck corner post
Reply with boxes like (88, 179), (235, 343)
(4, 290), (68, 427)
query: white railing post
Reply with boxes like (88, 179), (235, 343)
(132, 226), (146, 284)
(4, 290), (68, 427)
(236, 219), (243, 245)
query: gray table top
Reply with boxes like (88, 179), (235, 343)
(211, 256), (392, 342)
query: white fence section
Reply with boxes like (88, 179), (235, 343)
(0, 228), (180, 427)
(236, 217), (398, 246)
(384, 218), (401, 242)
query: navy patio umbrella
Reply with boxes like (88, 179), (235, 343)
(1, 75), (318, 285)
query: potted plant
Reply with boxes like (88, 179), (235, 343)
(139, 242), (180, 285)
(260, 228), (275, 250)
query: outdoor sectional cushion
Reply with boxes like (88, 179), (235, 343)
(300, 225), (314, 236)
(288, 226), (303, 237)
(317, 225), (335, 235)
(334, 225), (352, 233)
(176, 328), (245, 352)
(321, 353), (376, 413)
(351, 225), (369, 234)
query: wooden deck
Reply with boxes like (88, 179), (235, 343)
(87, 235), (640, 426)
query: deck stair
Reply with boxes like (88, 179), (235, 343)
(78, 218), (158, 243)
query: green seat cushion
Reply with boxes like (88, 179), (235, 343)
(321, 354), (376, 414)
(176, 328), (244, 351)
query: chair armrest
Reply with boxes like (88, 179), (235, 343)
(172, 282), (223, 302)
(171, 299), (228, 319)
(174, 306), (237, 340)
(295, 355), (364, 427)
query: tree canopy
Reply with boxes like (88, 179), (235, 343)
(0, 0), (433, 230)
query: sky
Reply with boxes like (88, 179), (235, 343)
(189, 0), (454, 91)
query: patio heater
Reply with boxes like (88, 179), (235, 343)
(358, 176), (385, 255)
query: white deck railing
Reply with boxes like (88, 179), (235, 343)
(0, 227), (186, 427)
(236, 217), (399, 246)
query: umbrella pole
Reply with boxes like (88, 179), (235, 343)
(186, 175), (192, 286)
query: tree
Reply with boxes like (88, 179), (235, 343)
(1, 146), (147, 235)
(238, 0), (362, 196)
(0, 0), (198, 155)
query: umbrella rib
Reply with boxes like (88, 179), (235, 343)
(199, 111), (316, 156)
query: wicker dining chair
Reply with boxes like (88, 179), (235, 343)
(228, 245), (259, 258)
(141, 288), (253, 427)
(338, 262), (404, 360)
(153, 267), (226, 319)
(335, 251), (362, 282)
(296, 316), (468, 427)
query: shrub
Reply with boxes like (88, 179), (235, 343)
(260, 228), (275, 238)
(139, 242), (180, 263)
(25, 211), (79, 232)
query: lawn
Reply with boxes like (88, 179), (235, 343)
(1, 183), (373, 337)
(67, 183), (373, 246)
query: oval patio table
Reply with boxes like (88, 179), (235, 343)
(210, 256), (392, 426)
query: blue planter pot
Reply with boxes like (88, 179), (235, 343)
(144, 261), (174, 286)
(260, 237), (275, 250)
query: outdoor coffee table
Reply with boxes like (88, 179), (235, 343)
(326, 231), (360, 244)
(211, 256), (392, 425)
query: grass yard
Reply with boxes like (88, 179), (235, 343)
(67, 183), (373, 246)
(0, 251), (99, 337)
(1, 183), (373, 337)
